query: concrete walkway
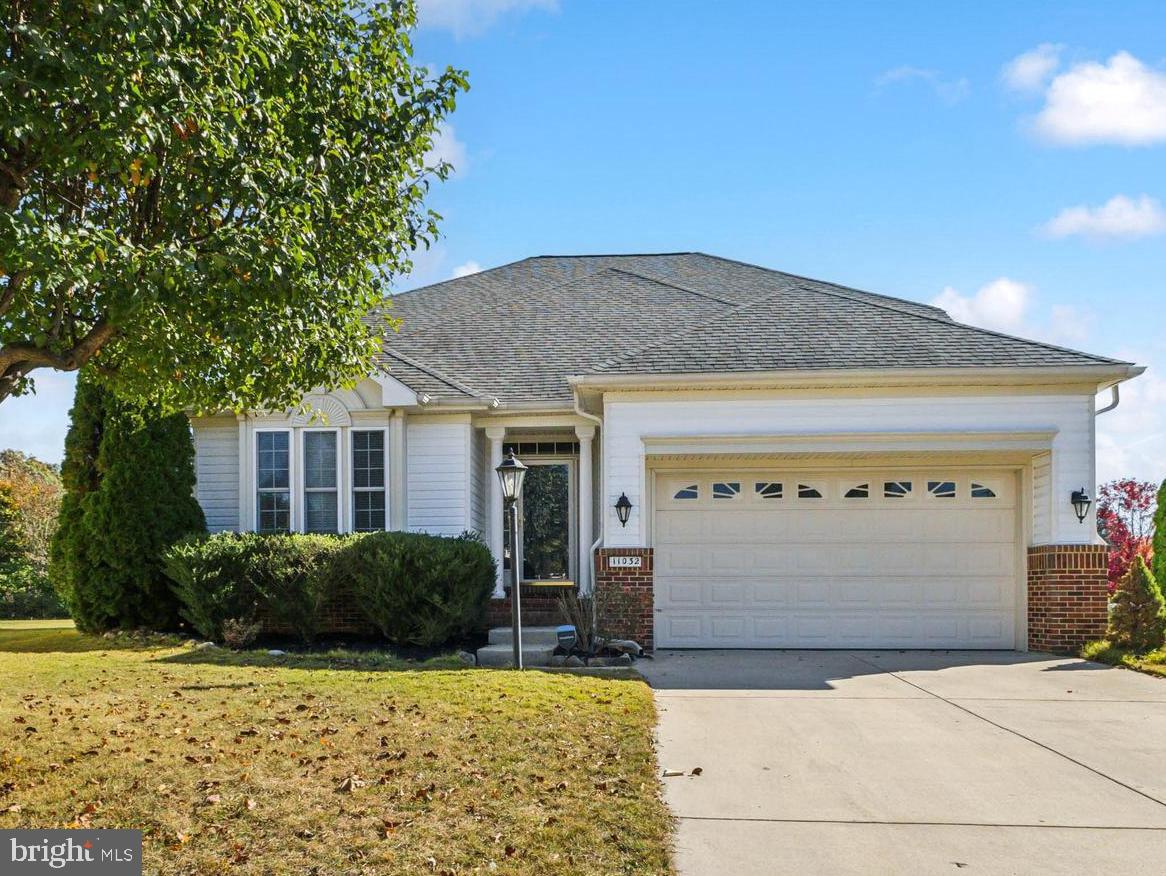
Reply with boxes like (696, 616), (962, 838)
(640, 650), (1166, 875)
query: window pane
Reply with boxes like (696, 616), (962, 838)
(303, 432), (337, 489)
(304, 490), (338, 533)
(257, 491), (290, 533)
(257, 432), (289, 490)
(354, 490), (386, 532)
(353, 431), (385, 489)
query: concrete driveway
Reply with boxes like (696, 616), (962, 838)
(640, 650), (1166, 875)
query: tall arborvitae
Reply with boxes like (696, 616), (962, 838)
(1109, 556), (1166, 653)
(51, 374), (205, 631)
(1151, 479), (1166, 594)
(50, 373), (110, 630)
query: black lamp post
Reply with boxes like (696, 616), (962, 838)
(615, 493), (632, 527)
(496, 451), (528, 668)
(1070, 488), (1092, 524)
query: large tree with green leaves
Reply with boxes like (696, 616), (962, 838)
(1, 0), (466, 409)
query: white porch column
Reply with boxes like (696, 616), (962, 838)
(485, 426), (507, 597)
(389, 410), (408, 531)
(575, 424), (596, 594)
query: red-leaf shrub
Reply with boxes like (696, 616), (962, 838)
(1097, 479), (1157, 594)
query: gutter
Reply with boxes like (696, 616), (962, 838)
(1095, 384), (1120, 417)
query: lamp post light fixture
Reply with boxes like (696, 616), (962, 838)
(614, 492), (632, 527)
(1070, 488), (1092, 524)
(495, 451), (528, 668)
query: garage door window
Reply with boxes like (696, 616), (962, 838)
(755, 482), (783, 499)
(884, 480), (912, 498)
(971, 483), (997, 499)
(674, 485), (699, 500)
(928, 480), (957, 498)
(844, 483), (870, 498)
(712, 482), (740, 499)
(797, 484), (823, 499)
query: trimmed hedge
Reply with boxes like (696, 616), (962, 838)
(163, 530), (493, 647)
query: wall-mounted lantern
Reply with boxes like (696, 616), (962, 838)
(1070, 488), (1092, 524)
(614, 493), (632, 527)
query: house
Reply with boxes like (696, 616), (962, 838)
(189, 253), (1142, 652)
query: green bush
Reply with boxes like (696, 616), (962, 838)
(246, 534), (342, 643)
(164, 533), (262, 641)
(1109, 555), (1166, 652)
(0, 563), (68, 619)
(345, 531), (494, 647)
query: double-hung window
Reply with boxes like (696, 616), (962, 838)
(303, 431), (339, 533)
(352, 430), (386, 532)
(256, 431), (291, 533)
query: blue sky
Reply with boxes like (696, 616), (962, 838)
(3, 0), (1164, 484)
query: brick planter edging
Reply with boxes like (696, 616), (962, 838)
(1027, 544), (1108, 653)
(594, 547), (654, 651)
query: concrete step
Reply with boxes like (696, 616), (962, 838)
(487, 625), (563, 647)
(475, 643), (556, 668)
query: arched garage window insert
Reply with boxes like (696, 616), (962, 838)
(712, 482), (741, 499)
(971, 483), (997, 499)
(755, 482), (783, 499)
(884, 481), (912, 499)
(673, 485), (699, 500)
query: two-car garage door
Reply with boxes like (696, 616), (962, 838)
(653, 468), (1019, 649)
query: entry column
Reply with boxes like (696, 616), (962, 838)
(485, 426), (506, 597)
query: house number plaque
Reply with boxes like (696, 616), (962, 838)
(608, 556), (642, 569)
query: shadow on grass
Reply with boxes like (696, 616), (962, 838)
(156, 646), (469, 672)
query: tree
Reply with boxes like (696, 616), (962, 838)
(1096, 478), (1157, 594)
(1108, 556), (1166, 653)
(1151, 479), (1166, 592)
(0, 449), (64, 617)
(51, 374), (206, 631)
(1, 1), (466, 410)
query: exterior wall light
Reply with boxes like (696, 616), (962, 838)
(1070, 488), (1092, 524)
(615, 493), (632, 527)
(495, 451), (528, 668)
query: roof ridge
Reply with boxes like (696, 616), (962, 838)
(781, 280), (1126, 366)
(690, 252), (953, 319)
(388, 256), (539, 299)
(379, 348), (492, 399)
(604, 266), (740, 306)
(590, 285), (788, 373)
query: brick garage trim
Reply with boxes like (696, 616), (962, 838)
(1027, 544), (1108, 653)
(594, 547), (654, 650)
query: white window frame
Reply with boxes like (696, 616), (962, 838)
(300, 427), (342, 534)
(255, 427), (293, 533)
(350, 428), (389, 532)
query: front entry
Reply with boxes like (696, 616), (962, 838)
(653, 467), (1020, 649)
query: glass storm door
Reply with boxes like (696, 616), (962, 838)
(520, 463), (570, 581)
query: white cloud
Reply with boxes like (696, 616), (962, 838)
(423, 123), (468, 176)
(876, 66), (970, 104)
(417, 0), (557, 39)
(1040, 194), (1166, 241)
(1001, 43), (1063, 93)
(1096, 352), (1166, 485)
(1047, 304), (1090, 345)
(451, 261), (482, 278)
(932, 278), (1032, 333)
(1032, 51), (1166, 145)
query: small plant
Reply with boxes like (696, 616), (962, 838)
(221, 617), (262, 650)
(558, 589), (600, 654)
(1108, 555), (1166, 652)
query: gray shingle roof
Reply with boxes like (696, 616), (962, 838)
(374, 253), (1128, 405)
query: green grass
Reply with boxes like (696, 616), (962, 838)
(0, 620), (673, 874)
(1081, 639), (1166, 679)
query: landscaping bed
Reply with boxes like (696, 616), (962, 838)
(0, 620), (673, 875)
(1081, 639), (1166, 679)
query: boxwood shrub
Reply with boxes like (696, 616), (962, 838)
(343, 531), (495, 647)
(163, 530), (493, 648)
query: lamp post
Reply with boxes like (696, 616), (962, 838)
(496, 451), (528, 668)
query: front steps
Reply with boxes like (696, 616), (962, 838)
(476, 626), (561, 667)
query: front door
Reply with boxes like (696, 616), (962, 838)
(521, 462), (571, 581)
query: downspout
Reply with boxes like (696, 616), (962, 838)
(573, 389), (604, 596)
(1095, 384), (1120, 417)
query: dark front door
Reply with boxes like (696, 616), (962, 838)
(521, 463), (570, 580)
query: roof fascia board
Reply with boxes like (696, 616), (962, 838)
(643, 429), (1057, 456)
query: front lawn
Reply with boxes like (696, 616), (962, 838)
(0, 620), (672, 874)
(1081, 639), (1166, 679)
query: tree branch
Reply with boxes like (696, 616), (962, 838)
(0, 319), (117, 403)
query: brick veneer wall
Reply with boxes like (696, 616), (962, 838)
(485, 591), (567, 628)
(594, 547), (654, 651)
(1027, 544), (1108, 653)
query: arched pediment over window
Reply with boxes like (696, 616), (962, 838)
(291, 393), (354, 427)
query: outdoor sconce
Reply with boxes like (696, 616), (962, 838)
(614, 493), (632, 527)
(1070, 488), (1092, 524)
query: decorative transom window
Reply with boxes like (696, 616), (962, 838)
(712, 482), (741, 499)
(928, 480), (957, 499)
(971, 483), (997, 499)
(797, 484), (823, 499)
(755, 482), (783, 499)
(884, 481), (912, 498)
(844, 484), (870, 499)
(673, 484), (699, 500)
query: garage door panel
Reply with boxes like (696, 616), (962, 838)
(654, 467), (1020, 649)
